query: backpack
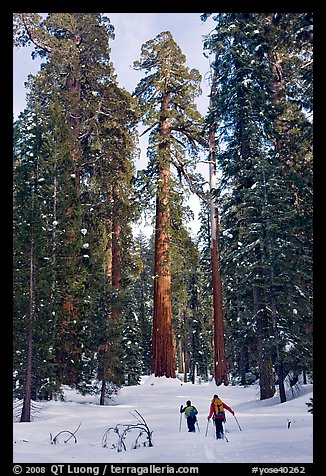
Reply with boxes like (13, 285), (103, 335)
(213, 398), (224, 417)
(185, 406), (198, 418)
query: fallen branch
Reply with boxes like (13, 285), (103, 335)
(50, 422), (81, 444)
(102, 410), (153, 452)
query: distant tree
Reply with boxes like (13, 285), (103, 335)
(168, 188), (212, 383)
(131, 233), (154, 375)
(121, 293), (144, 386)
(170, 194), (195, 382)
(90, 84), (139, 403)
(173, 234), (212, 383)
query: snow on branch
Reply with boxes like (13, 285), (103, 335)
(102, 409), (153, 452)
(50, 422), (81, 444)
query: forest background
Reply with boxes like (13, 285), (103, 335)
(12, 12), (313, 424)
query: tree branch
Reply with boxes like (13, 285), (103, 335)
(171, 152), (208, 201)
(22, 15), (52, 53)
(139, 122), (159, 137)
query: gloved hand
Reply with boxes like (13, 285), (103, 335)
(207, 416), (210, 420)
(180, 405), (183, 412)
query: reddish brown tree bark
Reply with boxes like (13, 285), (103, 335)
(209, 138), (228, 386)
(18, 14), (85, 387)
(58, 72), (83, 385)
(111, 186), (122, 321)
(208, 64), (228, 386)
(152, 92), (176, 378)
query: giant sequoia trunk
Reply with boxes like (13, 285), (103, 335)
(208, 68), (228, 385)
(58, 72), (83, 386)
(19, 20), (85, 386)
(66, 73), (82, 195)
(151, 92), (176, 378)
(111, 187), (122, 321)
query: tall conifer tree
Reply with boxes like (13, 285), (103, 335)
(202, 12), (312, 400)
(133, 31), (205, 377)
(14, 13), (140, 402)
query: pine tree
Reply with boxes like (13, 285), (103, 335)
(202, 13), (313, 400)
(131, 233), (154, 375)
(170, 194), (195, 382)
(121, 292), (144, 386)
(172, 228), (212, 383)
(13, 101), (61, 419)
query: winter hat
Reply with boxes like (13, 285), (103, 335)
(186, 400), (191, 405)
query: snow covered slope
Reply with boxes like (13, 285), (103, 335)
(13, 376), (313, 464)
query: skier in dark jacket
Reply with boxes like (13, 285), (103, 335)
(180, 400), (198, 432)
(207, 394), (234, 439)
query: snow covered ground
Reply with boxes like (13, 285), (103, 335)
(13, 376), (313, 464)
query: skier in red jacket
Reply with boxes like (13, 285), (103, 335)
(207, 394), (234, 439)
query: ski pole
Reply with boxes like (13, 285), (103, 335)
(196, 419), (200, 432)
(205, 419), (210, 436)
(233, 413), (242, 431)
(179, 412), (182, 432)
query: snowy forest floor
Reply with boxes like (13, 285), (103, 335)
(13, 376), (313, 464)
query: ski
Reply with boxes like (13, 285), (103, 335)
(216, 435), (229, 442)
